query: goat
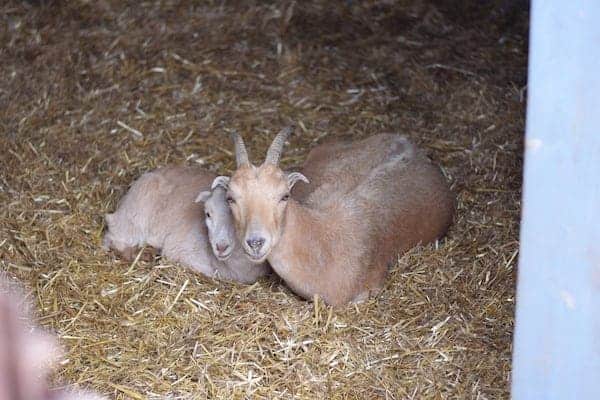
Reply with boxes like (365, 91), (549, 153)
(212, 128), (455, 306)
(103, 165), (269, 284)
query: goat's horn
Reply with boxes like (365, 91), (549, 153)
(264, 125), (295, 165)
(231, 131), (250, 167)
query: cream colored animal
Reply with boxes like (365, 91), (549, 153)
(214, 128), (454, 306)
(103, 165), (269, 284)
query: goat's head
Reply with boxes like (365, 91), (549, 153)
(211, 127), (309, 263)
(195, 186), (238, 261)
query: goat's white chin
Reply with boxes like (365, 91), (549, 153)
(244, 248), (270, 264)
(215, 251), (233, 261)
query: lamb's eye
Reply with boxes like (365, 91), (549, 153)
(205, 212), (211, 219)
(226, 196), (235, 204)
(281, 193), (290, 202)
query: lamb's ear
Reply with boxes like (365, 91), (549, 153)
(287, 172), (309, 189)
(211, 176), (230, 190)
(195, 191), (211, 203)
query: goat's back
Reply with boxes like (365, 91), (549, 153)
(296, 134), (454, 271)
(111, 165), (214, 244)
(296, 134), (413, 205)
(353, 152), (455, 270)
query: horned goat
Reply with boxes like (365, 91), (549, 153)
(213, 128), (454, 306)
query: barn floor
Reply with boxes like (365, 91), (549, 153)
(0, 1), (527, 399)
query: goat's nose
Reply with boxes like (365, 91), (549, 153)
(246, 237), (265, 252)
(216, 243), (230, 253)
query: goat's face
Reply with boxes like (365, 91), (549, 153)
(216, 126), (307, 263)
(195, 187), (237, 261)
(219, 164), (307, 263)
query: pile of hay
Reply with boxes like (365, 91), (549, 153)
(0, 0), (527, 398)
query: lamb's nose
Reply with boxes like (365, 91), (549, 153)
(216, 243), (230, 253)
(246, 237), (265, 252)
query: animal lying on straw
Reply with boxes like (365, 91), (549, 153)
(0, 280), (105, 400)
(103, 165), (269, 284)
(212, 128), (455, 306)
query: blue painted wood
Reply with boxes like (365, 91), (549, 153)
(512, 1), (600, 399)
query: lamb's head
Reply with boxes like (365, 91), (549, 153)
(195, 186), (238, 261)
(212, 127), (308, 263)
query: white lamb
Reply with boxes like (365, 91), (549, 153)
(102, 165), (269, 284)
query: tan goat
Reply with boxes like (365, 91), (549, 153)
(103, 165), (269, 284)
(213, 128), (455, 306)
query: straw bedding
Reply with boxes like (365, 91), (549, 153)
(0, 0), (527, 398)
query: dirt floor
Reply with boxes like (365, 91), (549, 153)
(0, 1), (528, 398)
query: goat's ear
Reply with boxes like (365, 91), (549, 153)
(195, 191), (211, 203)
(211, 176), (230, 190)
(287, 172), (309, 189)
(105, 213), (115, 226)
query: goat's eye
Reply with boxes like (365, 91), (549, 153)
(281, 193), (290, 202)
(226, 196), (235, 204)
(205, 212), (211, 219)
